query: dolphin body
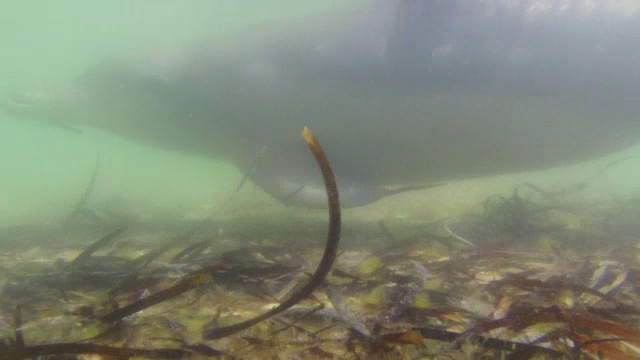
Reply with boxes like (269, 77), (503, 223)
(3, 1), (640, 208)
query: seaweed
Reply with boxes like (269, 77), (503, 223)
(5, 131), (640, 359)
(62, 151), (100, 226)
(203, 126), (341, 339)
(99, 268), (215, 323)
(518, 155), (637, 200)
(169, 236), (210, 264)
(412, 325), (565, 358)
(2, 343), (191, 360)
(31, 227), (170, 291)
(0, 306), (203, 360)
(69, 227), (125, 267)
(446, 184), (569, 246)
(1, 126), (341, 358)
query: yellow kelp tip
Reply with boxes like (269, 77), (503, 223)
(302, 126), (318, 147)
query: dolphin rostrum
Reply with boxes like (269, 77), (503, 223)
(3, 1), (640, 208)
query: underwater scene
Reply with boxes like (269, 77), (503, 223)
(2, 1), (640, 358)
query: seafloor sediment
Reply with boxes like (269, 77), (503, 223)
(1, 188), (640, 359)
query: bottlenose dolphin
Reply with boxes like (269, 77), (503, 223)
(3, 1), (640, 208)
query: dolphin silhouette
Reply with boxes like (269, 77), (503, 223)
(3, 1), (640, 208)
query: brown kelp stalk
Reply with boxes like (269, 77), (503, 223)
(99, 268), (214, 323)
(203, 126), (341, 339)
(69, 227), (126, 267)
(2, 305), (193, 360)
(2, 343), (190, 359)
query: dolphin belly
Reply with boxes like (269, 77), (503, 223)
(2, 0), (640, 207)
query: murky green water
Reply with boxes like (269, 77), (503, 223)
(0, 1), (363, 225)
(2, 3), (640, 358)
(1, 0), (640, 227)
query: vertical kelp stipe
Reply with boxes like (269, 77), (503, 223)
(202, 126), (342, 339)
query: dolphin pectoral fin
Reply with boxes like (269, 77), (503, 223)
(0, 92), (33, 119)
(282, 184), (307, 206)
(381, 183), (445, 197)
(0, 84), (85, 130)
(235, 162), (255, 193)
(0, 92), (82, 134)
(235, 145), (269, 192)
(45, 120), (83, 134)
(444, 221), (477, 247)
